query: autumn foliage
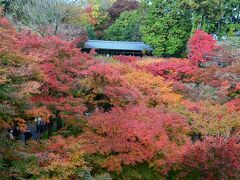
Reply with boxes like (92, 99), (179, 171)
(29, 36), (95, 122)
(0, 19), (239, 179)
(113, 55), (138, 63)
(0, 18), (40, 128)
(182, 137), (240, 179)
(188, 30), (218, 64)
(146, 58), (198, 82)
(81, 105), (190, 173)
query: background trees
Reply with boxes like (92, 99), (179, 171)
(180, 0), (240, 35)
(84, 0), (139, 39)
(141, 0), (192, 57)
(107, 0), (139, 23)
(104, 10), (142, 41)
(140, 0), (239, 56)
(182, 0), (224, 33)
(222, 0), (240, 36)
(3, 0), (240, 57)
(7, 0), (88, 42)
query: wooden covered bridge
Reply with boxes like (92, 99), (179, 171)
(82, 40), (153, 56)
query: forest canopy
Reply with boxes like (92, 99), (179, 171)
(0, 0), (239, 179)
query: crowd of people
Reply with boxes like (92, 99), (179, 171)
(6, 117), (47, 145)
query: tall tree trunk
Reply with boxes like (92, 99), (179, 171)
(54, 24), (59, 36)
(200, 15), (204, 29)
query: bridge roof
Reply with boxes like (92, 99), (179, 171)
(84, 40), (153, 51)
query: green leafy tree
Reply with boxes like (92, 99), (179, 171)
(141, 0), (192, 57)
(181, 0), (224, 34)
(104, 10), (142, 41)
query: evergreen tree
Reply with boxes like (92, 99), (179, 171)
(181, 0), (225, 34)
(141, 0), (192, 57)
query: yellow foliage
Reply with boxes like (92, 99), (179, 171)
(123, 71), (182, 106)
(136, 57), (164, 66)
(14, 118), (27, 132)
(44, 150), (85, 179)
(42, 136), (87, 179)
(172, 101), (240, 137)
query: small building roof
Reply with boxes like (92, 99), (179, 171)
(84, 40), (153, 51)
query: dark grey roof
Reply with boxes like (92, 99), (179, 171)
(84, 40), (153, 51)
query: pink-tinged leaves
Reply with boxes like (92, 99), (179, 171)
(81, 105), (191, 172)
(188, 30), (218, 64)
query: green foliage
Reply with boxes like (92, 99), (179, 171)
(61, 121), (84, 137)
(0, 136), (41, 179)
(104, 10), (142, 41)
(141, 0), (192, 57)
(10, 155), (40, 179)
(85, 155), (157, 179)
(182, 0), (240, 35)
(181, 0), (224, 33)
(116, 163), (158, 180)
(94, 173), (112, 180)
(0, 0), (8, 13)
(225, 24), (240, 36)
(86, 25), (97, 39)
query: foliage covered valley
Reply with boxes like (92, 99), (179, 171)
(0, 0), (240, 180)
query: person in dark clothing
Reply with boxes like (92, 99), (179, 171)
(6, 128), (14, 140)
(23, 129), (32, 145)
(35, 117), (42, 133)
(12, 125), (21, 140)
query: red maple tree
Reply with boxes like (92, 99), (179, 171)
(188, 30), (218, 65)
(81, 105), (191, 173)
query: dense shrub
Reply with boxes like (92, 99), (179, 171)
(123, 71), (182, 106)
(174, 101), (240, 138)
